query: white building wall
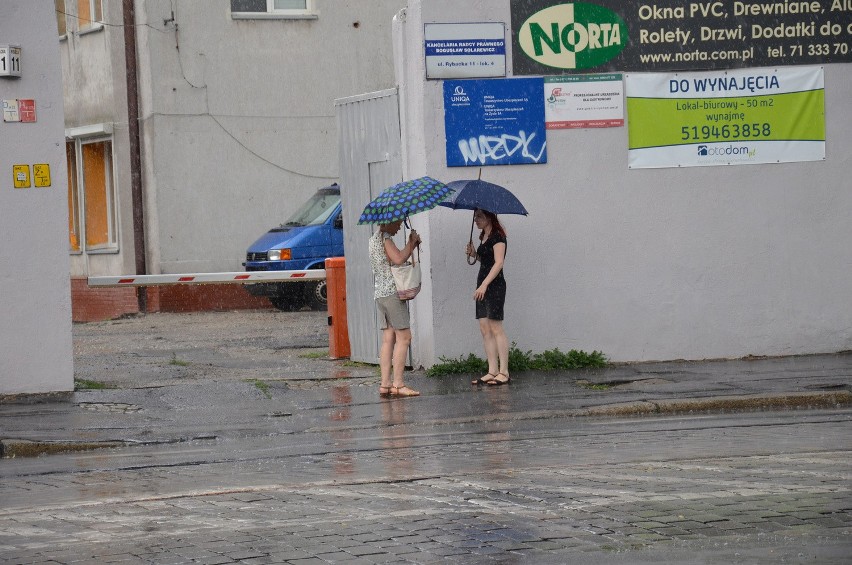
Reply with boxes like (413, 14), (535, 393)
(57, 0), (405, 280)
(134, 0), (406, 274)
(0, 2), (73, 394)
(398, 0), (852, 365)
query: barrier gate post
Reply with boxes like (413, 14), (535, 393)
(325, 257), (350, 359)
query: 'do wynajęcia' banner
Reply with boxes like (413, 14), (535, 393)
(625, 66), (825, 169)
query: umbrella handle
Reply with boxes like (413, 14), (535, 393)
(467, 215), (477, 266)
(403, 216), (421, 254)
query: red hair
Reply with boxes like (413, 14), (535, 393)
(478, 209), (506, 241)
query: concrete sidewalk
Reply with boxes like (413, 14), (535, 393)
(1, 311), (851, 457)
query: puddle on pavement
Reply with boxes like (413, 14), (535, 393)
(77, 402), (142, 413)
(330, 385), (355, 476)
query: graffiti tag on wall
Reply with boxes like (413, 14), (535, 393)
(457, 131), (547, 166)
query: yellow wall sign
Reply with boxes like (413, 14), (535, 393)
(33, 163), (51, 187)
(13, 164), (30, 188)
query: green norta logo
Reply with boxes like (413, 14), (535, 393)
(518, 2), (627, 70)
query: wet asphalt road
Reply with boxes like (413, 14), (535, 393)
(0, 310), (850, 563)
(2, 410), (850, 564)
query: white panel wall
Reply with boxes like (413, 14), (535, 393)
(398, 0), (852, 365)
(0, 2), (73, 394)
(336, 89), (403, 364)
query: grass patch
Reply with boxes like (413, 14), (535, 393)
(427, 343), (607, 377)
(245, 379), (272, 399)
(341, 360), (375, 369)
(169, 353), (190, 367)
(340, 360), (381, 377)
(576, 380), (613, 390)
(299, 350), (329, 359)
(74, 379), (112, 391)
(427, 353), (487, 377)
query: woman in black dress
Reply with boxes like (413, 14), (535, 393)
(466, 209), (510, 386)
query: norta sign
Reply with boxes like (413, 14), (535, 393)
(511, 0), (852, 74)
(516, 2), (627, 71)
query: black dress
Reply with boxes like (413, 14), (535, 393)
(475, 233), (507, 321)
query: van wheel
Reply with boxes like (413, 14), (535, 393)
(306, 280), (328, 310)
(269, 285), (306, 311)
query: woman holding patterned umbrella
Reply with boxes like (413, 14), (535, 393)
(359, 176), (453, 398)
(368, 219), (421, 397)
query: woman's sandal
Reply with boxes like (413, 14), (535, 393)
(488, 373), (511, 386)
(390, 385), (420, 397)
(472, 373), (496, 385)
(379, 385), (392, 397)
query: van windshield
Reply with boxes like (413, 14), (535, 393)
(281, 190), (341, 227)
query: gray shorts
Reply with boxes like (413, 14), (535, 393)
(376, 295), (410, 329)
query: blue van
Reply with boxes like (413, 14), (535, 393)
(243, 184), (343, 310)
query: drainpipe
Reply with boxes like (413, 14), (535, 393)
(123, 0), (147, 312)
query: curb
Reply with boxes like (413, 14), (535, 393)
(3, 391), (851, 459)
(578, 390), (852, 417)
(0, 439), (129, 459)
(306, 391), (852, 433)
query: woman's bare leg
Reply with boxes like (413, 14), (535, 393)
(490, 319), (509, 377)
(390, 328), (419, 396)
(479, 318), (499, 377)
(380, 328), (395, 389)
(392, 328), (412, 387)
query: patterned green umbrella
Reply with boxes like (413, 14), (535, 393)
(358, 176), (452, 225)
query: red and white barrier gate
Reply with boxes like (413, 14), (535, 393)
(87, 269), (326, 287)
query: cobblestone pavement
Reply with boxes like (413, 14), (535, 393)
(2, 411), (850, 564)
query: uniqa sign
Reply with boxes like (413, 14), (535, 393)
(517, 2), (627, 70)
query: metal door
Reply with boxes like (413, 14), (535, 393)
(335, 89), (402, 363)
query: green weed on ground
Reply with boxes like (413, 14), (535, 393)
(426, 343), (607, 377)
(169, 353), (190, 367)
(245, 379), (272, 399)
(299, 350), (329, 359)
(576, 380), (613, 390)
(74, 379), (112, 391)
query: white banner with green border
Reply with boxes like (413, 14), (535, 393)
(626, 66), (825, 169)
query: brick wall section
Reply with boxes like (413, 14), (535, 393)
(71, 277), (140, 322)
(71, 278), (272, 322)
(156, 284), (271, 313)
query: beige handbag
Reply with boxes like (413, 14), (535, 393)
(391, 246), (421, 301)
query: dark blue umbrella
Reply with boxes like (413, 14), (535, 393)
(439, 179), (528, 216)
(439, 179), (528, 265)
(358, 176), (453, 225)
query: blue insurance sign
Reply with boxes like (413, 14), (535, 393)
(443, 77), (547, 167)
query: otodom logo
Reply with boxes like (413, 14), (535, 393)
(518, 2), (627, 71)
(698, 145), (756, 158)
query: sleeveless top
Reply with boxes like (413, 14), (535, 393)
(369, 231), (397, 299)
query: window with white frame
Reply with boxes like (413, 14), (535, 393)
(66, 142), (81, 252)
(55, 0), (103, 34)
(76, 0), (103, 30)
(66, 134), (118, 253)
(231, 0), (317, 19)
(55, 0), (67, 36)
